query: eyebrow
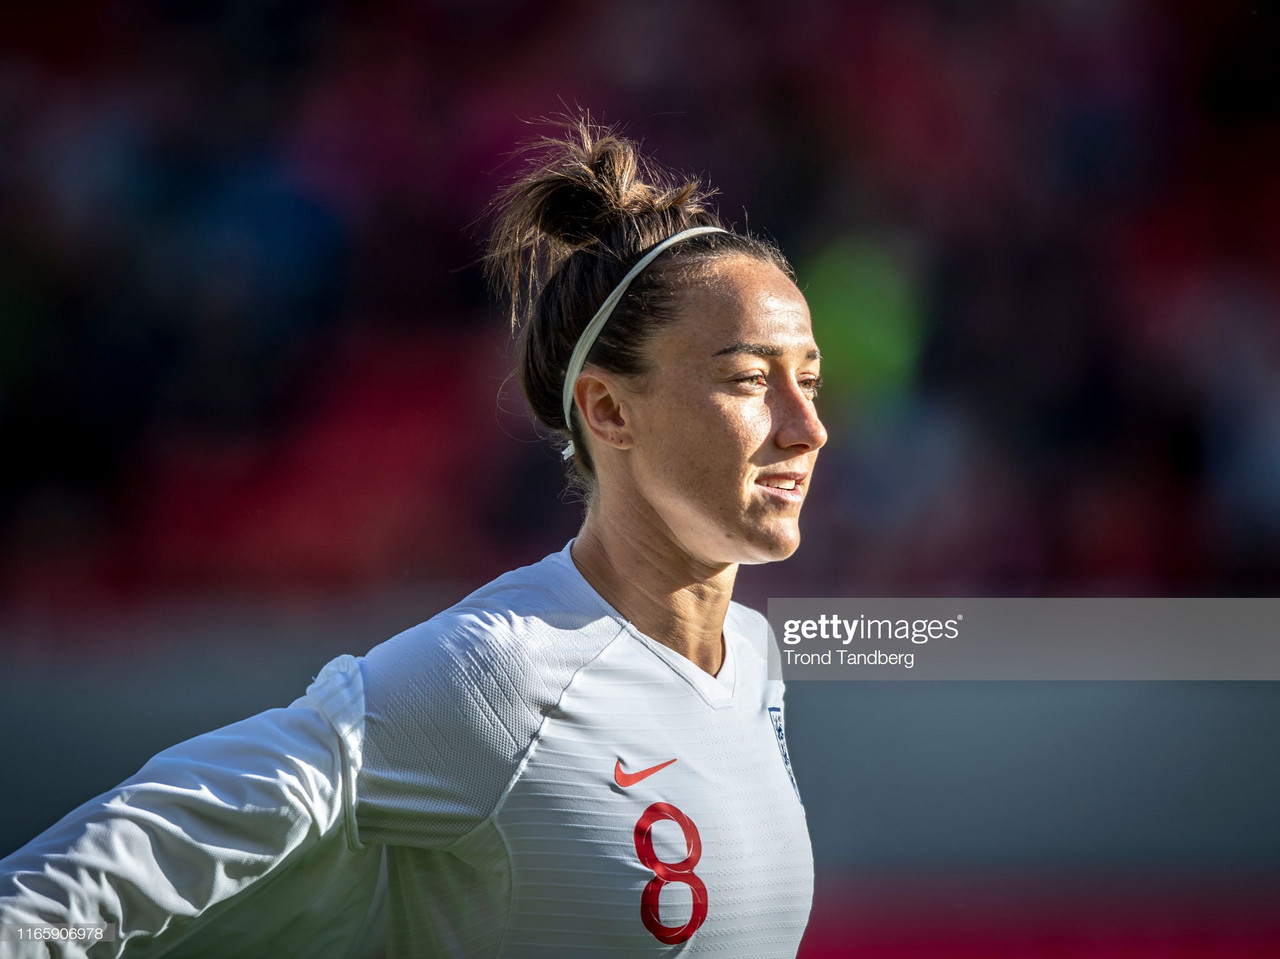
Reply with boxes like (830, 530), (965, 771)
(712, 341), (822, 361)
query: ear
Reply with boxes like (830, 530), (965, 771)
(573, 369), (634, 452)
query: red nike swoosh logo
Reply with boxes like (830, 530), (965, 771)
(614, 757), (678, 788)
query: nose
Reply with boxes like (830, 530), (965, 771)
(774, 379), (828, 453)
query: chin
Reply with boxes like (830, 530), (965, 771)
(677, 513), (803, 567)
(733, 528), (802, 565)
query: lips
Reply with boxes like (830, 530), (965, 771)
(757, 472), (807, 499)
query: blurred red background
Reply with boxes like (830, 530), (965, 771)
(3, 1), (1279, 955)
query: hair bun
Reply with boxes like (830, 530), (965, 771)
(486, 116), (717, 332)
(536, 168), (616, 247)
(526, 130), (695, 247)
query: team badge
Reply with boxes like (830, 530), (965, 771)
(768, 706), (802, 804)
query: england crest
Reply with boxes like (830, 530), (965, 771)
(768, 706), (802, 804)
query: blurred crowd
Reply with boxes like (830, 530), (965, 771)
(2, 0), (1279, 616)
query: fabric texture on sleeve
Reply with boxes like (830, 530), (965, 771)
(0, 668), (384, 959)
(352, 553), (626, 851)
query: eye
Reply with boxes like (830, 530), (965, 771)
(734, 372), (768, 390)
(801, 375), (824, 398)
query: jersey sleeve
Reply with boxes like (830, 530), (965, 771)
(351, 597), (620, 850)
(352, 611), (550, 848)
(0, 657), (381, 959)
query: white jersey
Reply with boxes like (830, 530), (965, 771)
(0, 544), (812, 957)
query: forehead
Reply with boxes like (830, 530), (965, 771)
(660, 256), (815, 356)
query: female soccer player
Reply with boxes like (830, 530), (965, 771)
(0, 121), (826, 957)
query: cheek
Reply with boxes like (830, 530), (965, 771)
(687, 404), (768, 496)
(716, 398), (772, 458)
(744, 402), (773, 442)
(633, 391), (765, 490)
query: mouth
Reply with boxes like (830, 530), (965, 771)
(757, 472), (807, 502)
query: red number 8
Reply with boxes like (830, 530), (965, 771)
(633, 802), (708, 944)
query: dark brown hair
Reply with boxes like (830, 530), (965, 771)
(485, 119), (793, 486)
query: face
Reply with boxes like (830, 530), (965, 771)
(610, 256), (828, 566)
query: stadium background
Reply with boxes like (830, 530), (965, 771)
(3, 0), (1280, 954)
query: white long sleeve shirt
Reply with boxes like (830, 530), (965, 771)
(0, 544), (813, 957)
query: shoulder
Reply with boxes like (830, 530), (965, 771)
(359, 544), (623, 709)
(327, 545), (630, 846)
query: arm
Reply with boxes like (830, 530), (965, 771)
(0, 656), (378, 959)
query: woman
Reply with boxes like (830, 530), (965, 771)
(0, 121), (825, 957)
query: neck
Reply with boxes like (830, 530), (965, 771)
(571, 497), (737, 676)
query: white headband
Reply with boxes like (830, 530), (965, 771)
(560, 225), (728, 460)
